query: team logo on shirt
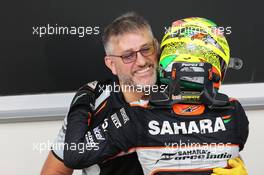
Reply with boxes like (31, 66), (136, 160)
(155, 148), (233, 164)
(148, 117), (226, 135)
(182, 105), (200, 113)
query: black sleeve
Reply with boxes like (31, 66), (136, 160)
(64, 103), (137, 169)
(50, 81), (100, 161)
(234, 100), (249, 151)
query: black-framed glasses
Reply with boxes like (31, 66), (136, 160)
(108, 41), (156, 64)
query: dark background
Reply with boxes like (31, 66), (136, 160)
(0, 0), (263, 96)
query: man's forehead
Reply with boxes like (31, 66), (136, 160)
(109, 31), (153, 52)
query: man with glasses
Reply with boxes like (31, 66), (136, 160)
(41, 12), (157, 175)
(107, 40), (156, 64)
(41, 12), (248, 175)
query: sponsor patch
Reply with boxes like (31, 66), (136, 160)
(120, 108), (130, 124)
(148, 117), (226, 135)
(87, 81), (98, 90)
(93, 126), (105, 140)
(111, 113), (122, 128)
(101, 118), (109, 132)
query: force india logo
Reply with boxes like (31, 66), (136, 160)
(156, 149), (232, 164)
(148, 117), (226, 135)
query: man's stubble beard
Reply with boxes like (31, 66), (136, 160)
(118, 64), (157, 93)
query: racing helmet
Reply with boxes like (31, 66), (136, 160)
(159, 17), (230, 90)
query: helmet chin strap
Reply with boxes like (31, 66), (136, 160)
(149, 62), (232, 109)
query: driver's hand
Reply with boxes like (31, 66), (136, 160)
(211, 157), (248, 175)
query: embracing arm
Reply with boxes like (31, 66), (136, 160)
(41, 81), (105, 174)
(63, 98), (136, 169)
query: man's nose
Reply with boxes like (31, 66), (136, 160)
(135, 52), (147, 66)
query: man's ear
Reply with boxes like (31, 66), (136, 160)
(154, 38), (161, 61)
(154, 38), (160, 53)
(104, 56), (117, 75)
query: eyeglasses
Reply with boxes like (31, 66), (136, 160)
(108, 41), (156, 64)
